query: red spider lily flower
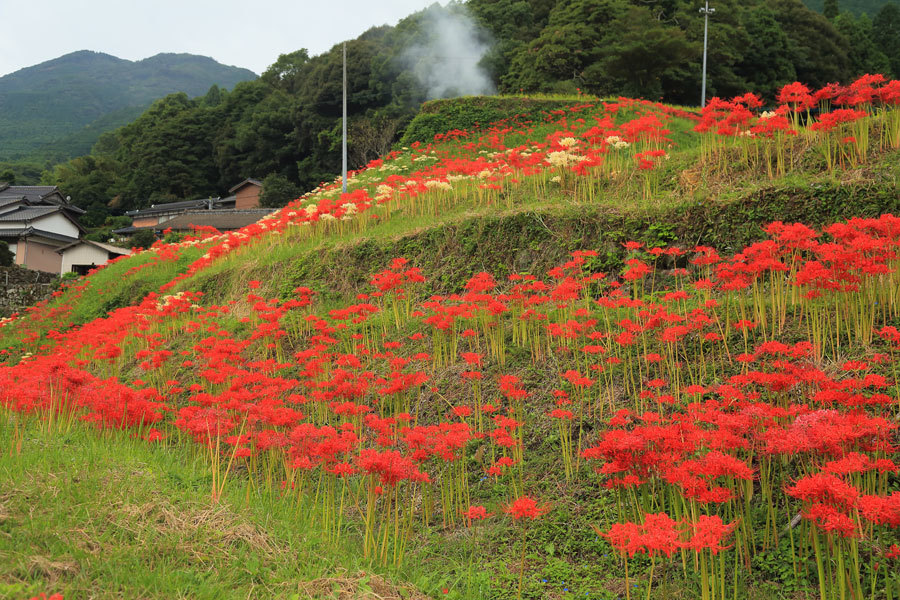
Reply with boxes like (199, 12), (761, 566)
(451, 405), (473, 419)
(778, 82), (814, 109)
(681, 515), (737, 554)
(622, 259), (652, 281)
(464, 505), (494, 521)
(144, 428), (166, 443)
(460, 352), (483, 366)
(858, 493), (900, 527)
(505, 496), (549, 520)
(603, 512), (682, 558)
(803, 503), (857, 537)
(785, 472), (859, 510)
(549, 408), (575, 420)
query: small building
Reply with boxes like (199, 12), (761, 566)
(0, 183), (88, 274)
(154, 209), (275, 233)
(229, 179), (263, 210)
(115, 179), (270, 240)
(126, 197), (237, 229)
(56, 240), (133, 276)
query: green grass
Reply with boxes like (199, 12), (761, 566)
(0, 415), (456, 599)
(0, 246), (204, 354)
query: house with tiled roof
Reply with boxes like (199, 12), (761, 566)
(0, 183), (91, 273)
(115, 179), (271, 237)
(56, 239), (132, 276)
(229, 178), (263, 209)
(125, 196), (238, 229)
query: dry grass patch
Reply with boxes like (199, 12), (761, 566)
(299, 570), (431, 600)
(25, 556), (80, 584)
(111, 496), (282, 562)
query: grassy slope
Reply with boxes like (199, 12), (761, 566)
(1, 95), (899, 600)
(0, 416), (436, 600)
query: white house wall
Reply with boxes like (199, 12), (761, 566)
(32, 213), (80, 239)
(60, 244), (110, 274)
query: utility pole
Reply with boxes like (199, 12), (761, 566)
(700, 1), (715, 108)
(342, 42), (348, 195)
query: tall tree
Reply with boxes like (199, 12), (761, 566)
(258, 173), (302, 208)
(771, 0), (851, 87)
(596, 6), (700, 100)
(0, 241), (13, 267)
(114, 93), (219, 207)
(42, 155), (122, 227)
(260, 49), (310, 94)
(202, 84), (224, 107)
(662, 0), (752, 105)
(824, 0), (840, 19)
(873, 3), (900, 77)
(834, 12), (892, 77)
(501, 0), (624, 92)
(732, 5), (798, 100)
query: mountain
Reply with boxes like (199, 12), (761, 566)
(803, 0), (899, 16)
(0, 50), (257, 162)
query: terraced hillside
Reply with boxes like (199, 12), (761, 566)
(2, 80), (900, 600)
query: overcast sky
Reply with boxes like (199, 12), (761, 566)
(0, 0), (442, 77)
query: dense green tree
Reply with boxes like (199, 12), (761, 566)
(202, 84), (224, 107)
(873, 3), (900, 76)
(41, 155), (122, 227)
(732, 5), (799, 99)
(229, 90), (299, 181)
(260, 50), (310, 94)
(824, 0), (840, 19)
(0, 241), (13, 267)
(114, 93), (219, 207)
(258, 173), (303, 208)
(502, 0), (623, 92)
(129, 229), (157, 249)
(0, 162), (43, 186)
(658, 0), (750, 104)
(835, 12), (893, 76)
(595, 6), (700, 99)
(772, 0), (851, 87)
(504, 24), (601, 92)
(468, 0), (547, 82)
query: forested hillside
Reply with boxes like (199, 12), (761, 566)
(0, 51), (256, 162)
(29, 0), (900, 228)
(804, 0), (898, 17)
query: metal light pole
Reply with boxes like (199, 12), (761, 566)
(699, 1), (715, 108)
(341, 42), (348, 194)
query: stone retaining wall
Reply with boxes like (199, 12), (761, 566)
(0, 266), (58, 317)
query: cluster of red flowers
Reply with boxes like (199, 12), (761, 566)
(2, 80), (899, 594)
(604, 513), (736, 558)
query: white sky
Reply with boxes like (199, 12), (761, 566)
(0, 0), (442, 77)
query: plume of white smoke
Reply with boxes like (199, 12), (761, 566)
(401, 4), (496, 99)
